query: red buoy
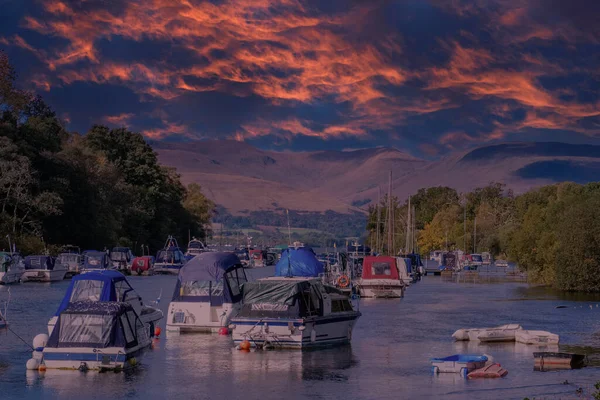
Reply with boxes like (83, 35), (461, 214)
(218, 327), (229, 335)
(154, 326), (161, 337)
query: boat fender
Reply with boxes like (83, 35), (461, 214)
(337, 275), (350, 288)
(33, 334), (49, 349)
(38, 364), (46, 372)
(32, 350), (43, 360)
(218, 327), (229, 335)
(154, 327), (161, 337)
(26, 358), (40, 370)
(239, 340), (251, 351)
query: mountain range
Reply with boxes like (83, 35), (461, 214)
(154, 141), (600, 215)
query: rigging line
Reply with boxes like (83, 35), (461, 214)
(0, 316), (35, 351)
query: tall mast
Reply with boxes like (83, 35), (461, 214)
(473, 215), (477, 254)
(387, 170), (393, 255)
(405, 196), (411, 253)
(376, 186), (381, 254)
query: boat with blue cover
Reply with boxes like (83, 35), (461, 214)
(166, 252), (248, 333)
(47, 270), (163, 335)
(41, 301), (152, 371)
(431, 354), (488, 377)
(22, 255), (67, 282)
(81, 251), (110, 273)
(229, 244), (361, 349)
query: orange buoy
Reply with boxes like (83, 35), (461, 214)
(38, 364), (47, 372)
(239, 340), (251, 351)
(337, 274), (350, 288)
(154, 326), (161, 337)
(218, 327), (229, 335)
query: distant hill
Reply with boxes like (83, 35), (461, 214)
(154, 141), (600, 214)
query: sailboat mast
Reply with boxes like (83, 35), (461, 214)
(376, 187), (381, 254)
(405, 196), (411, 253)
(387, 170), (393, 256)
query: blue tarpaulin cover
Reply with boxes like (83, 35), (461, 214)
(55, 270), (131, 316)
(275, 247), (324, 277)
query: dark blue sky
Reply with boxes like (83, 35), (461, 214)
(1, 0), (599, 156)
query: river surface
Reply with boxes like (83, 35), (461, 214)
(1, 271), (600, 400)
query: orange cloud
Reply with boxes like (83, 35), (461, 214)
(142, 121), (194, 140)
(103, 113), (135, 126)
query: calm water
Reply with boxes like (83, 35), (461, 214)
(1, 273), (600, 400)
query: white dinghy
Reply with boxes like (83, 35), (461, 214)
(452, 324), (522, 342)
(515, 330), (559, 345)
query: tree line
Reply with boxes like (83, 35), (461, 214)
(0, 51), (213, 254)
(366, 182), (600, 292)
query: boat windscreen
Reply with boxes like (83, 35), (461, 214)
(180, 281), (224, 297)
(110, 252), (128, 262)
(58, 313), (115, 348)
(188, 242), (204, 249)
(60, 254), (79, 263)
(70, 280), (105, 302)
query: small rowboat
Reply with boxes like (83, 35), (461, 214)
(431, 355), (488, 377)
(453, 324), (521, 341)
(534, 352), (586, 371)
(515, 330), (559, 345)
(468, 363), (508, 379)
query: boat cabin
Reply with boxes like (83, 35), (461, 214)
(237, 277), (353, 320)
(46, 301), (148, 351)
(361, 256), (400, 280)
(275, 246), (324, 277)
(131, 256), (154, 275)
(55, 270), (142, 316)
(83, 251), (110, 271)
(156, 247), (185, 265)
(110, 247), (134, 268)
(186, 238), (206, 256)
(24, 255), (55, 271)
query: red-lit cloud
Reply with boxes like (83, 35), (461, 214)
(1, 0), (599, 149)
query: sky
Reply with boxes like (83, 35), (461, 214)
(1, 0), (599, 156)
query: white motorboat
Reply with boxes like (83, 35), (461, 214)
(230, 277), (361, 349)
(0, 252), (24, 284)
(41, 301), (151, 371)
(452, 324), (522, 341)
(515, 330), (559, 345)
(153, 236), (186, 275)
(354, 256), (405, 298)
(57, 245), (82, 278)
(48, 270), (163, 335)
(109, 247), (134, 273)
(185, 238), (207, 258)
(167, 252), (248, 333)
(22, 255), (67, 282)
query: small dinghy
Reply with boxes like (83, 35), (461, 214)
(534, 352), (587, 371)
(515, 330), (559, 345)
(430, 355), (488, 377)
(468, 363), (508, 379)
(453, 324), (521, 341)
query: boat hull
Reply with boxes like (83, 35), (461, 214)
(152, 264), (183, 275)
(231, 313), (360, 349)
(0, 270), (23, 284)
(356, 279), (404, 298)
(22, 269), (67, 282)
(42, 344), (148, 371)
(166, 301), (239, 333)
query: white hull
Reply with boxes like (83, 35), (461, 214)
(22, 268), (67, 282)
(0, 270), (23, 284)
(355, 279), (405, 298)
(166, 301), (239, 333)
(515, 330), (559, 345)
(453, 324), (522, 341)
(231, 313), (360, 349)
(42, 342), (149, 370)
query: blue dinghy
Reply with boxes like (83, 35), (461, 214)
(431, 354), (488, 376)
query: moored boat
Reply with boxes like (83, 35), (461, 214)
(41, 301), (152, 371)
(515, 330), (559, 345)
(230, 277), (361, 349)
(22, 255), (67, 282)
(430, 354), (488, 377)
(468, 363), (508, 379)
(81, 251), (110, 273)
(153, 236), (186, 275)
(354, 256), (405, 298)
(48, 270), (163, 335)
(0, 251), (24, 284)
(452, 324), (522, 341)
(57, 245), (82, 278)
(185, 238), (207, 258)
(533, 352), (587, 371)
(131, 256), (154, 276)
(166, 252), (248, 334)
(109, 247), (134, 274)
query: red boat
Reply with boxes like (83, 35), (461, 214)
(468, 363), (508, 379)
(131, 256), (154, 275)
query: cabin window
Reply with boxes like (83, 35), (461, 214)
(181, 281), (223, 297)
(59, 314), (113, 347)
(226, 268), (246, 297)
(332, 299), (353, 312)
(372, 262), (391, 276)
(114, 281), (133, 302)
(70, 280), (104, 302)
(120, 314), (136, 345)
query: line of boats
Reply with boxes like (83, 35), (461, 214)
(14, 241), (425, 372)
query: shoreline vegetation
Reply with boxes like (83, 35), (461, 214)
(366, 182), (600, 292)
(0, 51), (214, 254)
